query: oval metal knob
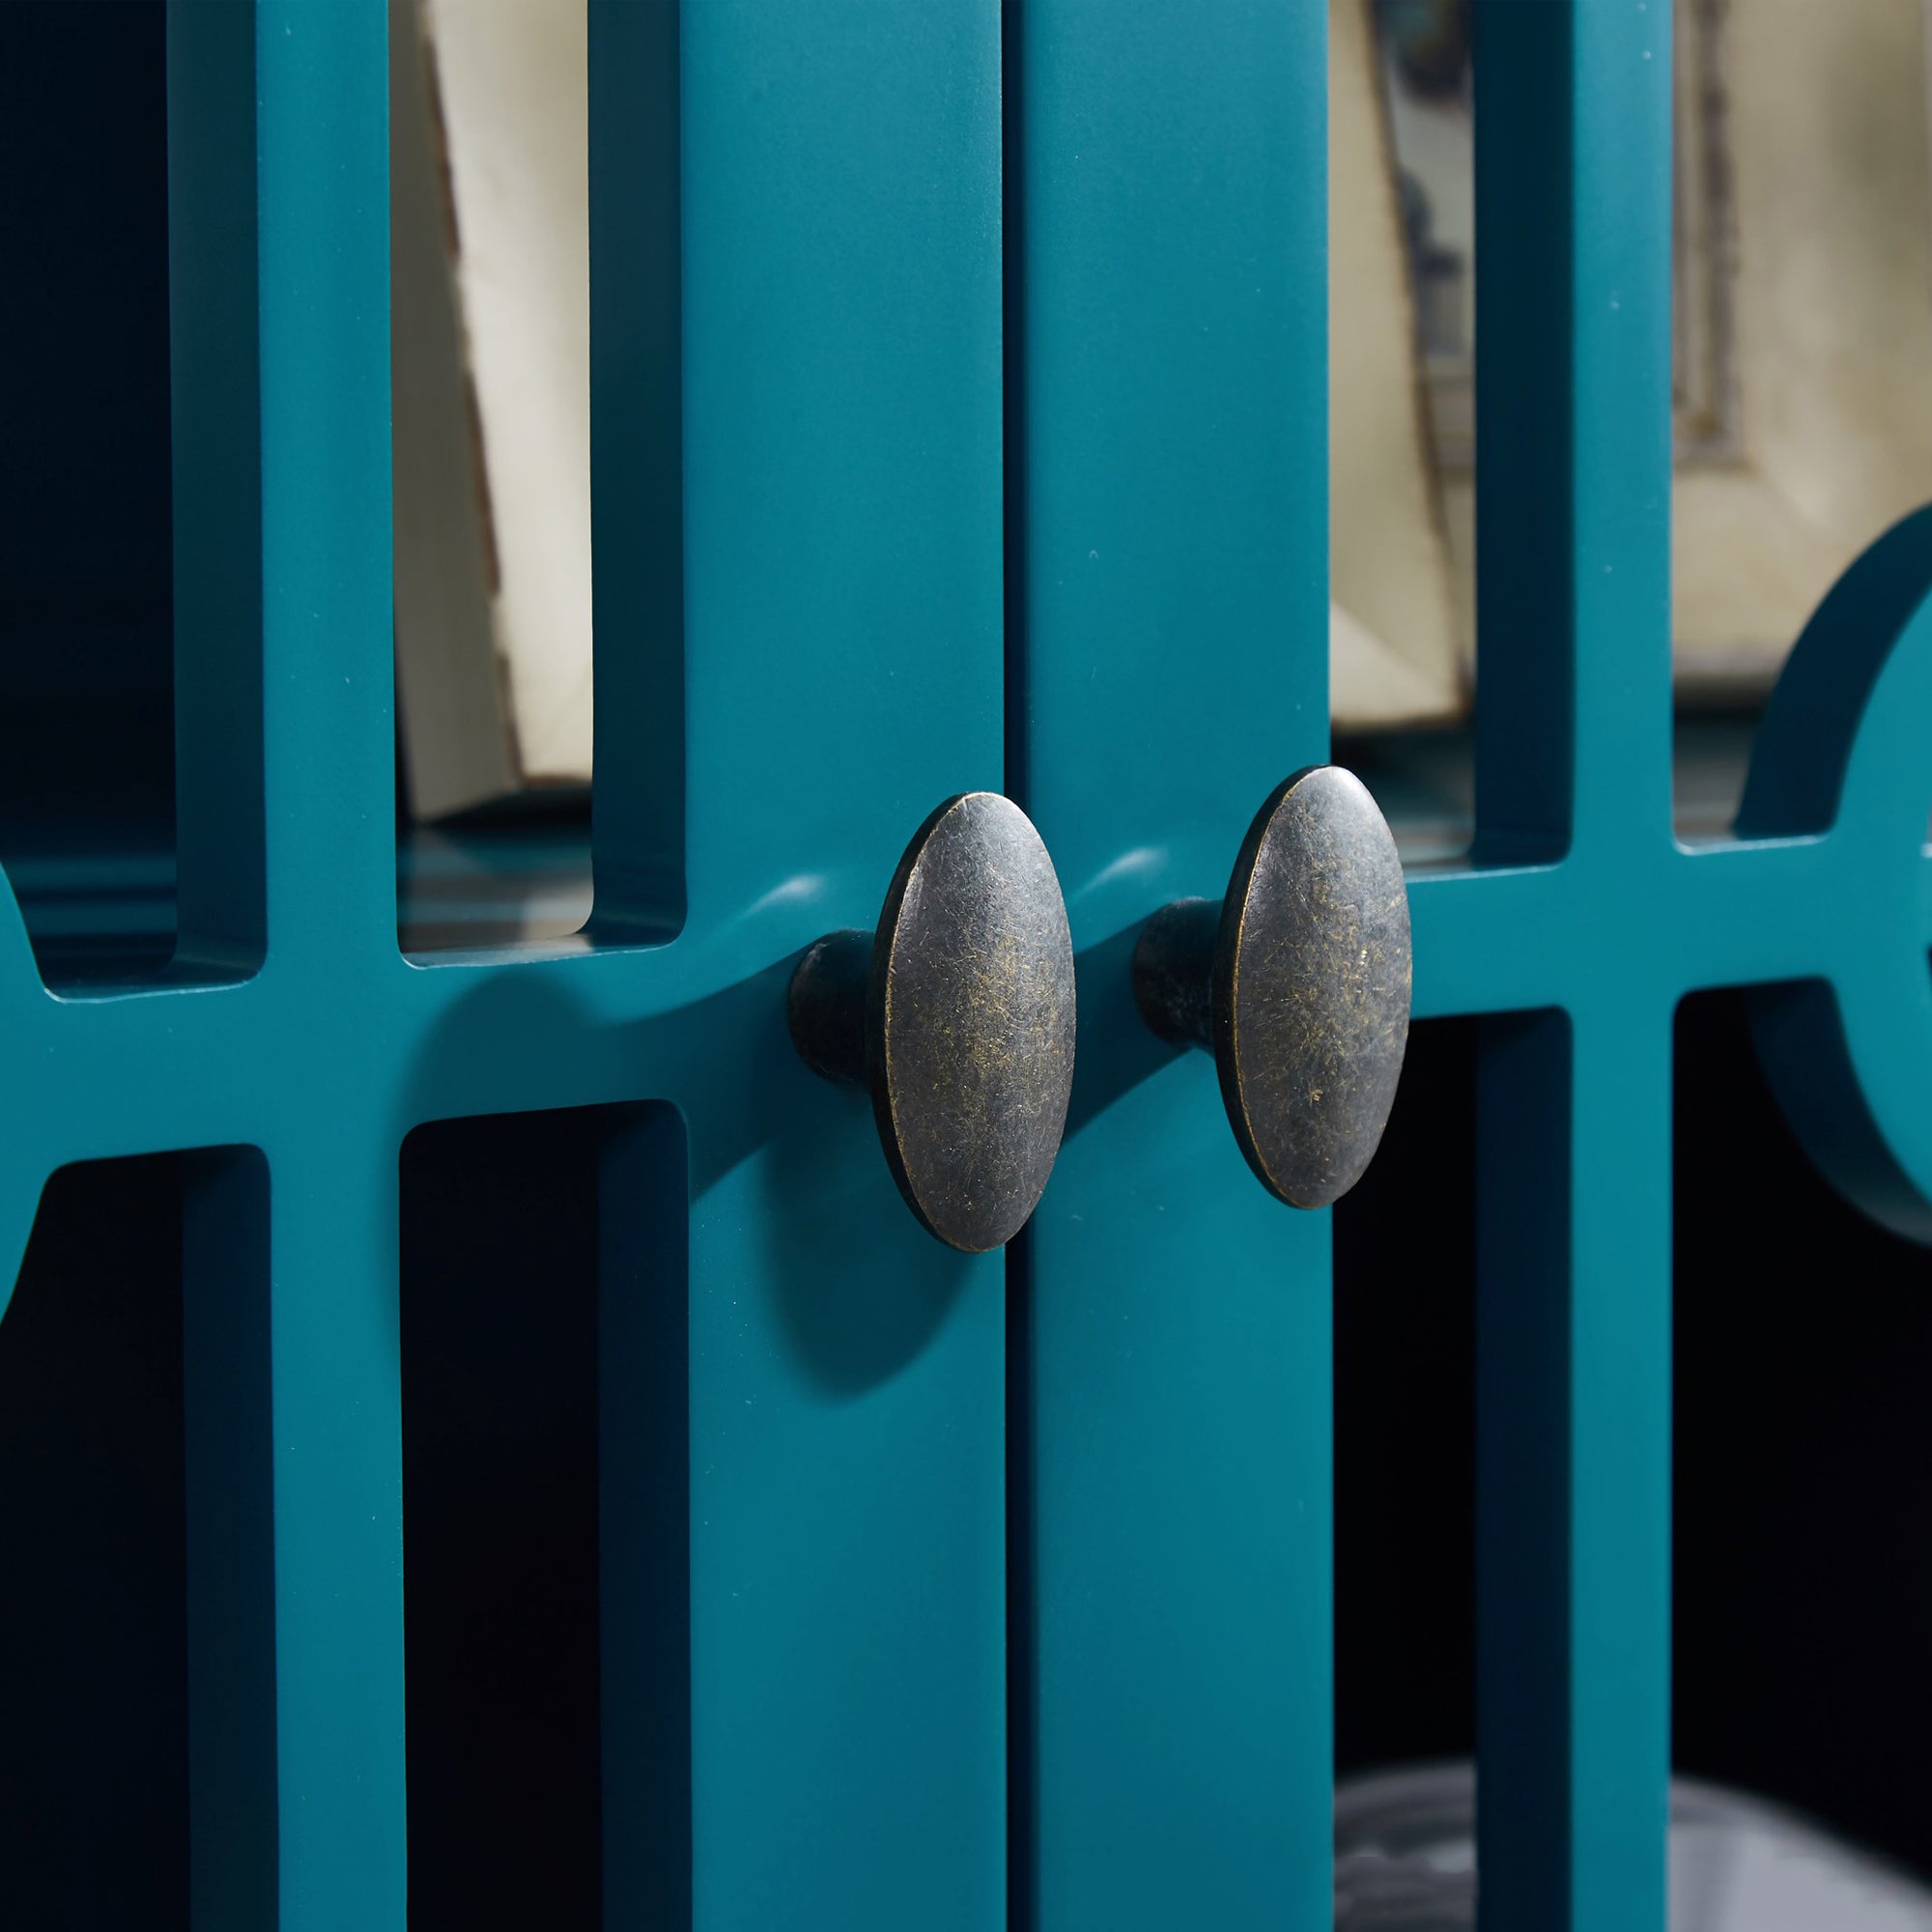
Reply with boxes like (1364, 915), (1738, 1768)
(787, 792), (1077, 1252)
(1132, 765), (1411, 1208)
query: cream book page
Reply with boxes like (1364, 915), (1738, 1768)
(1329, 0), (1464, 729)
(426, 0), (594, 785)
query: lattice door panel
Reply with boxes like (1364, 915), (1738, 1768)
(4, 6), (1930, 1932)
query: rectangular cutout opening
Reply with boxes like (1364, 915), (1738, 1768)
(1669, 2), (1932, 838)
(1329, 0), (1472, 749)
(400, 1100), (687, 1926)
(1, 1), (278, 986)
(390, 0), (683, 954)
(390, 0), (594, 949)
(0, 1147), (272, 1926)
(1340, 3), (1854, 854)
(0, 4), (178, 984)
(1673, 989), (1932, 1884)
(1332, 1017), (1478, 1916)
(1334, 1016), (1478, 1781)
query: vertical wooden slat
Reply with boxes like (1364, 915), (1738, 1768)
(255, 6), (407, 1922)
(255, 0), (396, 970)
(668, 6), (1009, 1927)
(263, 1130), (406, 1929)
(1472, 4), (1674, 1927)
(1011, 3), (1332, 1925)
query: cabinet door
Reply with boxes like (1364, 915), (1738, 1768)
(1009, 7), (1332, 1927)
(657, 7), (1008, 1928)
(48, 9), (1932, 1932)
(0, 6), (1009, 1928)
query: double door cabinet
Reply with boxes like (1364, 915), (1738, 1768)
(4, 4), (1931, 1929)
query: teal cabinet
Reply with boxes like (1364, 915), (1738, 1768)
(9, 4), (1932, 1930)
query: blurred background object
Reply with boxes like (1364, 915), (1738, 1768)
(1329, 0), (1932, 725)
(1336, 1763), (1932, 1929)
(1668, 0), (1932, 701)
(1329, 0), (1465, 729)
(386, 0), (1932, 778)
(391, 0), (592, 820)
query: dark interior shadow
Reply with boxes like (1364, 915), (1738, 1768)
(0, 1154), (191, 1927)
(399, 952), (971, 1398)
(1675, 988), (1932, 1878)
(394, 954), (980, 1922)
(400, 1110), (608, 1931)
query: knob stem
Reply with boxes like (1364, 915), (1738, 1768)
(1131, 896), (1220, 1048)
(787, 927), (874, 1085)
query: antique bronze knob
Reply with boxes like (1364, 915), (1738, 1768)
(788, 792), (1077, 1252)
(1132, 765), (1410, 1208)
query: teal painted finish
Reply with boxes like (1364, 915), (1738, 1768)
(13, 3), (1932, 1928)
(1738, 505), (1932, 1242)
(668, 6), (1007, 1926)
(1418, 4), (1932, 1927)
(1459, 5), (1674, 1929)
(4, 2), (1007, 1925)
(1009, 3), (1331, 1927)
